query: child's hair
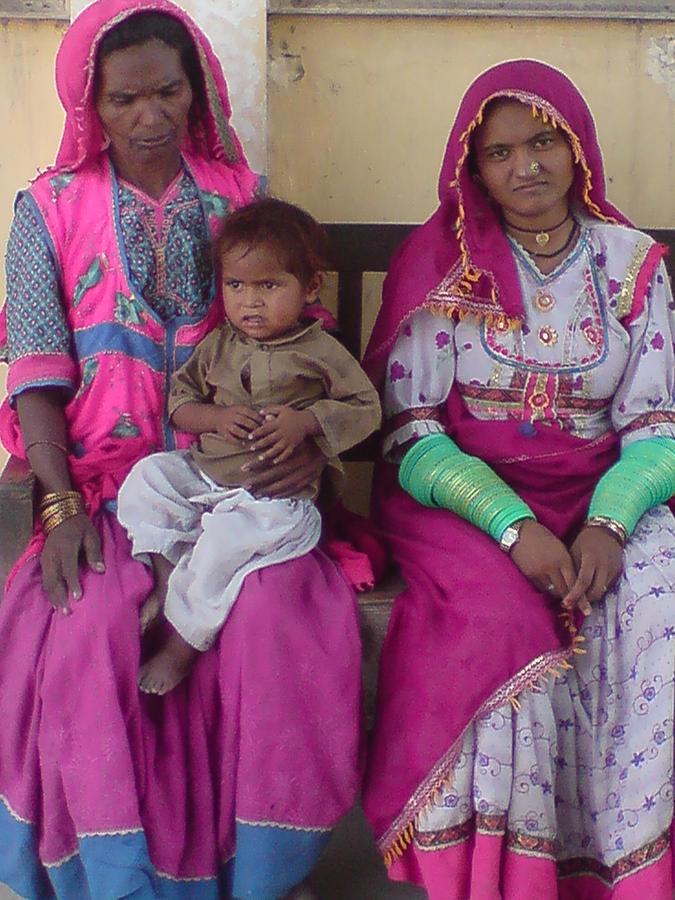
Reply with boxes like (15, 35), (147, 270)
(213, 198), (331, 287)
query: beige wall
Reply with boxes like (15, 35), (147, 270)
(268, 15), (675, 226)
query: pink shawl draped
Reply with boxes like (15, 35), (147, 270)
(364, 59), (633, 387)
(51, 0), (254, 179)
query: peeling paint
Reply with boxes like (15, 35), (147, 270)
(646, 34), (675, 101)
(269, 48), (305, 86)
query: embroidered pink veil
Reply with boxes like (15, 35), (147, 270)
(364, 59), (633, 384)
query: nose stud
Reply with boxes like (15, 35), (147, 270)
(529, 160), (541, 175)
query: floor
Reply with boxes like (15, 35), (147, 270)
(0, 806), (427, 899)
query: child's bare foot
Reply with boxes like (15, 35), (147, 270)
(139, 553), (173, 635)
(138, 630), (198, 695)
(139, 591), (164, 634)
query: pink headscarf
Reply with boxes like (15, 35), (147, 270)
(364, 59), (633, 385)
(51, 0), (253, 178)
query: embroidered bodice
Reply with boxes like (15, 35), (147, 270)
(383, 223), (675, 460)
(5, 167), (212, 375)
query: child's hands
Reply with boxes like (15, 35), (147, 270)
(211, 406), (264, 445)
(249, 406), (321, 464)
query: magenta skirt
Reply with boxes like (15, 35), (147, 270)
(0, 511), (362, 899)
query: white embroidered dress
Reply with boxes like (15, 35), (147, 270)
(382, 222), (675, 875)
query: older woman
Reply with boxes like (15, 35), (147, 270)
(362, 60), (675, 899)
(0, 2), (361, 897)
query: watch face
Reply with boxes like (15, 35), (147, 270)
(501, 526), (519, 550)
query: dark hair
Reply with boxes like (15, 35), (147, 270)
(214, 198), (331, 287)
(95, 11), (206, 113)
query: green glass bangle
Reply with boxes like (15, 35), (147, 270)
(588, 436), (675, 536)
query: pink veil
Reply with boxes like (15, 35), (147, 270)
(364, 59), (633, 386)
(51, 0), (254, 180)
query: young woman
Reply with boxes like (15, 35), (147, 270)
(363, 59), (675, 899)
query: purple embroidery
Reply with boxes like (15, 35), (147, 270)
(389, 360), (406, 382)
(608, 278), (622, 296)
(435, 330), (451, 350)
(595, 251), (607, 268)
(463, 342), (473, 351)
(650, 332), (665, 351)
(418, 393), (427, 403)
(403, 323), (412, 337)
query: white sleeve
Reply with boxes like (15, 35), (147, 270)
(382, 308), (456, 461)
(611, 261), (675, 448)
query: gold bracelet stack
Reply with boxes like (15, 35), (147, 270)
(39, 490), (85, 535)
(586, 515), (628, 547)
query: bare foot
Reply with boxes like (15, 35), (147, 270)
(138, 629), (199, 695)
(139, 553), (174, 635)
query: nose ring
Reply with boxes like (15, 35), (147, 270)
(529, 160), (541, 175)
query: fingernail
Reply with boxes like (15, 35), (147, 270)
(61, 608), (70, 616)
(94, 562), (105, 572)
(258, 454), (265, 461)
(242, 464), (251, 472)
(73, 591), (82, 601)
(247, 434), (254, 441)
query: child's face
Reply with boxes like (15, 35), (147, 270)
(220, 242), (321, 341)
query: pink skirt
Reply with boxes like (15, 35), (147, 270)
(0, 511), (362, 899)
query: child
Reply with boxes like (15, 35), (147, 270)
(117, 198), (381, 695)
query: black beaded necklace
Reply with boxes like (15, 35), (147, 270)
(503, 212), (571, 248)
(511, 222), (579, 259)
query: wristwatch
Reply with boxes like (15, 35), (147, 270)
(499, 520), (526, 554)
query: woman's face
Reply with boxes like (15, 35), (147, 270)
(473, 99), (575, 222)
(96, 38), (193, 173)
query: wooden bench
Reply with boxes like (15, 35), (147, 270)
(1, 224), (673, 720)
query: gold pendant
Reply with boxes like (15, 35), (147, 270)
(535, 231), (550, 247)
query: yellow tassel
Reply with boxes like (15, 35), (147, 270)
(531, 103), (538, 118)
(542, 109), (548, 124)
(551, 117), (558, 129)
(573, 647), (587, 655)
(510, 696), (522, 712)
(561, 660), (573, 670)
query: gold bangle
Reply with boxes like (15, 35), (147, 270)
(586, 516), (628, 546)
(24, 439), (68, 455)
(42, 507), (82, 535)
(42, 502), (83, 524)
(39, 490), (83, 511)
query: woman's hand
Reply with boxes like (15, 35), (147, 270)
(562, 525), (623, 614)
(509, 519), (588, 610)
(41, 513), (104, 614)
(243, 438), (326, 499)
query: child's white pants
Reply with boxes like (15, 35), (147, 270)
(117, 450), (322, 650)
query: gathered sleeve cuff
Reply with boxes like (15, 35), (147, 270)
(4, 192), (77, 401)
(611, 261), (675, 447)
(381, 308), (455, 462)
(306, 337), (381, 459)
